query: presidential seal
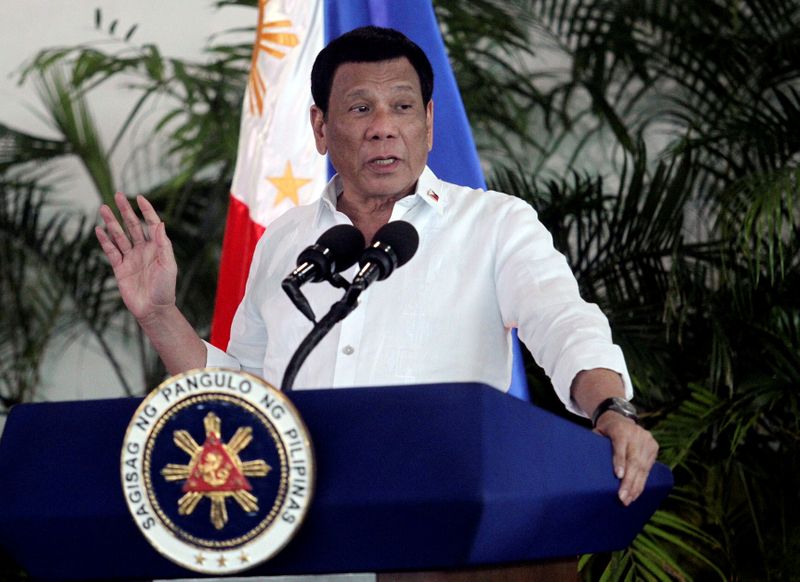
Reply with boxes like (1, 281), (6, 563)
(121, 369), (314, 574)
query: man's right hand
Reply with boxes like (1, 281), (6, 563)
(95, 192), (206, 375)
(95, 192), (177, 323)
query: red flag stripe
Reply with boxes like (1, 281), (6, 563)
(210, 194), (265, 349)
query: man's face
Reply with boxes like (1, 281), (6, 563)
(310, 57), (433, 204)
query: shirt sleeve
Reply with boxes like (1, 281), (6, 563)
(493, 197), (633, 416)
(204, 340), (265, 378)
(204, 233), (273, 377)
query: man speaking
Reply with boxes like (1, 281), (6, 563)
(96, 26), (658, 507)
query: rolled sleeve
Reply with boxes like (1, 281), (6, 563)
(495, 198), (633, 416)
(203, 340), (242, 370)
(203, 340), (266, 379)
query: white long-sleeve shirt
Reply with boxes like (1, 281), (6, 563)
(206, 166), (632, 415)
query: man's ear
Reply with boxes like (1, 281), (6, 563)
(426, 99), (434, 152)
(310, 105), (327, 155)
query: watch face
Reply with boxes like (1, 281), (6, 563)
(593, 397), (639, 427)
(613, 399), (637, 415)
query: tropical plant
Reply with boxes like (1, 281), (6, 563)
(0, 177), (121, 408)
(0, 2), (256, 402)
(2, 0), (799, 579)
(435, 0), (800, 579)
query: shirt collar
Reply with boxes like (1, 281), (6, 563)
(412, 165), (447, 215)
(313, 175), (342, 226)
(313, 165), (446, 226)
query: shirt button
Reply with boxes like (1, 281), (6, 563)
(342, 345), (355, 355)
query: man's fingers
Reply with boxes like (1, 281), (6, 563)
(137, 195), (160, 224)
(98, 203), (133, 254)
(614, 436), (634, 504)
(616, 429), (659, 506)
(97, 193), (163, 257)
(137, 194), (164, 240)
(137, 195), (167, 245)
(599, 417), (659, 506)
(116, 191), (147, 244)
(154, 222), (178, 272)
(612, 433), (628, 480)
(95, 225), (122, 267)
(618, 455), (646, 506)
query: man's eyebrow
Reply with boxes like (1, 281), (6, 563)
(343, 84), (418, 100)
(389, 84), (417, 93)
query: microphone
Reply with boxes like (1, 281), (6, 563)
(350, 221), (419, 294)
(281, 220), (419, 392)
(282, 225), (365, 321)
(283, 224), (365, 287)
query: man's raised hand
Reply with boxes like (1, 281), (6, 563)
(95, 192), (177, 324)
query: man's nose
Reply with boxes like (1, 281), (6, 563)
(366, 107), (397, 140)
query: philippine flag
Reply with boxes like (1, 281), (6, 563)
(210, 0), (529, 400)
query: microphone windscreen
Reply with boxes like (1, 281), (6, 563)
(370, 221), (420, 267)
(315, 224), (365, 270)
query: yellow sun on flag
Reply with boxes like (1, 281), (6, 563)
(248, 0), (301, 116)
(268, 161), (313, 207)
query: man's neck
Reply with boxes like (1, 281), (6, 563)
(337, 189), (414, 244)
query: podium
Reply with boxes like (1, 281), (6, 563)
(0, 383), (672, 580)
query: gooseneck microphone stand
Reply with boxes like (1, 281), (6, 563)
(280, 285), (363, 392)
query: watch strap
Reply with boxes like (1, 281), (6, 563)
(591, 397), (640, 428)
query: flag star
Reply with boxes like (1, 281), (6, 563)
(239, 551), (250, 563)
(195, 553), (205, 565)
(268, 161), (313, 207)
(218, 555), (227, 567)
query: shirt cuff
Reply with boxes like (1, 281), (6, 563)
(203, 340), (242, 370)
(552, 346), (634, 417)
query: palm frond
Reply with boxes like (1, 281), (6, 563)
(581, 508), (725, 581)
(34, 67), (115, 205)
(0, 179), (135, 410)
(0, 124), (71, 174)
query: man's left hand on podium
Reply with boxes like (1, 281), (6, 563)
(593, 412), (659, 506)
(569, 368), (660, 507)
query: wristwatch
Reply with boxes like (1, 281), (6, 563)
(591, 397), (640, 428)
